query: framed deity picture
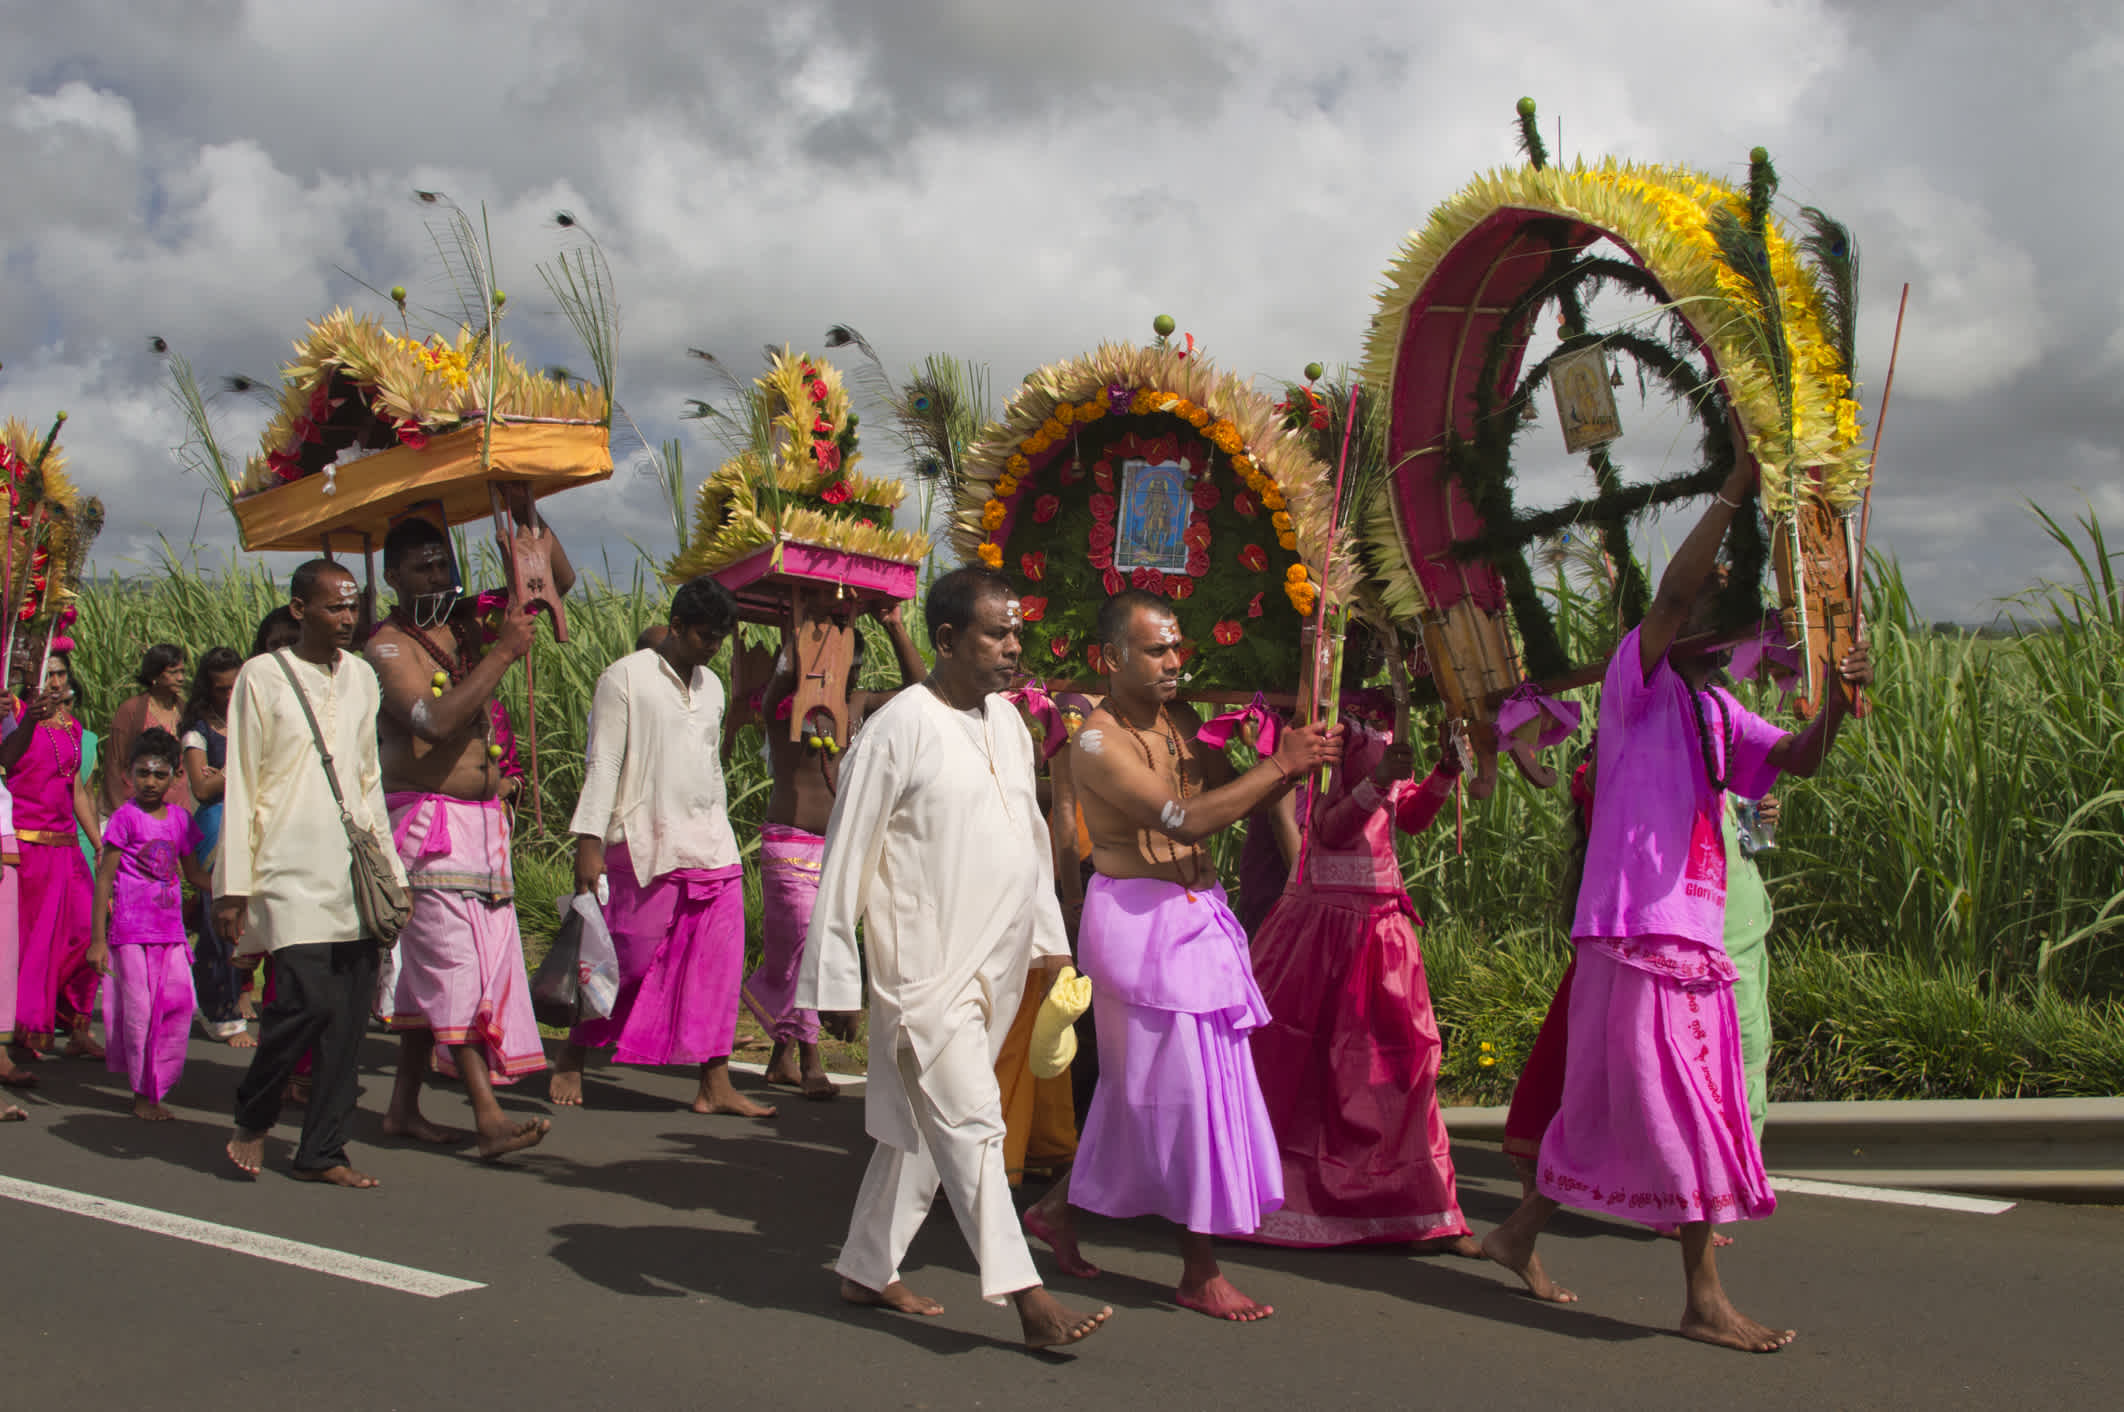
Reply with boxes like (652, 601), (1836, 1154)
(1115, 458), (1191, 572)
(1550, 344), (1623, 454)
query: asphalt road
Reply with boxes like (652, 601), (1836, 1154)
(4, 1032), (2118, 1410)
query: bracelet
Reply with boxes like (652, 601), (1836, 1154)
(1714, 491), (1743, 510)
(1268, 755), (1293, 784)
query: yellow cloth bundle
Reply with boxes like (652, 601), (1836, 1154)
(1029, 966), (1093, 1079)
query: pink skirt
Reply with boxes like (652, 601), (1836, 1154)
(1071, 877), (1283, 1237)
(569, 845), (744, 1067)
(1246, 885), (1468, 1246)
(102, 941), (193, 1101)
(0, 848), (18, 1044)
(15, 839), (94, 1048)
(1537, 939), (1775, 1227)
(742, 824), (823, 1045)
(385, 795), (545, 1078)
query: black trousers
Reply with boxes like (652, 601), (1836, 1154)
(233, 939), (379, 1172)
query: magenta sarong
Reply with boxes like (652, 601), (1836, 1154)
(742, 824), (822, 1045)
(1247, 885), (1468, 1246)
(0, 842), (18, 1044)
(384, 794), (546, 1079)
(15, 840), (95, 1048)
(1072, 877), (1283, 1236)
(569, 844), (744, 1066)
(1537, 938), (1775, 1227)
(102, 942), (193, 1101)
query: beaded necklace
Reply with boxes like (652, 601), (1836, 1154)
(387, 607), (476, 683)
(1689, 685), (1735, 793)
(1116, 702), (1207, 892)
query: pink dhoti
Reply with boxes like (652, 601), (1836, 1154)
(385, 794), (546, 1079)
(743, 824), (822, 1045)
(15, 838), (95, 1049)
(1246, 886), (1468, 1246)
(1071, 876), (1283, 1237)
(1537, 938), (1775, 1227)
(569, 845), (744, 1066)
(0, 844), (19, 1045)
(102, 942), (193, 1101)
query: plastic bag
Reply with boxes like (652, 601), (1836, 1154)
(568, 892), (619, 1021)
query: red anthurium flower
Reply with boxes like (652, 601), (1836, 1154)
(1051, 635), (1072, 659)
(813, 440), (842, 472)
(1233, 490), (1258, 518)
(1131, 567), (1160, 591)
(1101, 568), (1125, 595)
(1176, 643), (1196, 664)
(1192, 482), (1221, 511)
(1088, 522), (1116, 552)
(1247, 592), (1265, 618)
(1093, 462), (1115, 493)
(1186, 550), (1210, 577)
(1022, 551), (1047, 581)
(1019, 595), (1047, 622)
(1239, 543), (1268, 572)
(1088, 547), (1114, 571)
(820, 480), (852, 505)
(1213, 620), (1243, 646)
(1033, 494), (1061, 523)
(1183, 522), (1212, 550)
(808, 379), (829, 402)
(1169, 576), (1195, 600)
(1088, 492), (1116, 522)
(1087, 644), (1105, 674)
(396, 422), (429, 451)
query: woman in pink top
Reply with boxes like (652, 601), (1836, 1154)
(1481, 456), (1871, 1354)
(1245, 710), (1473, 1251)
(2, 653), (103, 1060)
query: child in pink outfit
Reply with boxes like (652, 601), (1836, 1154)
(90, 728), (207, 1121)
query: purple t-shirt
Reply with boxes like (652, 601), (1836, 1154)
(104, 800), (202, 946)
(1573, 628), (1786, 951)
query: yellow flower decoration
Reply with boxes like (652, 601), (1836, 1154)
(1231, 453), (1254, 475)
(1478, 1055), (1496, 1068)
(977, 542), (1003, 569)
(1052, 402), (1076, 426)
(1271, 510), (1294, 533)
(1075, 401), (1106, 424)
(1208, 420), (1244, 455)
(1278, 531), (1298, 551)
(1261, 487), (1287, 511)
(980, 499), (1008, 532)
(1286, 563), (1309, 584)
(1005, 452), (1030, 477)
(994, 474), (1019, 498)
(1130, 388), (1160, 415)
(1038, 417), (1066, 442)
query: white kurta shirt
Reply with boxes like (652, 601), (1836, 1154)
(799, 684), (1070, 1150)
(216, 648), (403, 952)
(569, 648), (739, 887)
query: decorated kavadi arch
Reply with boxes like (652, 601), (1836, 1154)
(1361, 101), (1871, 724)
(954, 337), (1350, 692)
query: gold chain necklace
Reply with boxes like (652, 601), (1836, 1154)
(1117, 703), (1206, 892)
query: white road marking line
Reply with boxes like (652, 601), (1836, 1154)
(0, 1175), (486, 1297)
(1770, 1175), (2015, 1215)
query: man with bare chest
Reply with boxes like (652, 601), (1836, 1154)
(745, 601), (925, 1099)
(365, 515), (567, 1161)
(1025, 590), (1339, 1321)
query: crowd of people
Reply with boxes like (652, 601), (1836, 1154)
(0, 455), (1874, 1355)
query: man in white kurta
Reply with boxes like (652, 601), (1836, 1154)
(219, 560), (406, 1187)
(798, 568), (1108, 1349)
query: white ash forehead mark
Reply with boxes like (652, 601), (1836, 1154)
(1077, 727), (1106, 756)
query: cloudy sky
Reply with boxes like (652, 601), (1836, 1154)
(3, 0), (2115, 624)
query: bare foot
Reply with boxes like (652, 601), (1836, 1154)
(841, 1278), (943, 1316)
(800, 1068), (840, 1101)
(0, 1065), (37, 1091)
(547, 1068), (584, 1107)
(1024, 1204), (1102, 1279)
(1176, 1274), (1273, 1322)
(62, 1032), (105, 1061)
(1, 1102), (25, 1121)
(692, 1089), (777, 1117)
(1480, 1225), (1578, 1304)
(238, 993), (259, 1021)
(226, 1128), (266, 1176)
(1413, 1233), (1486, 1259)
(763, 1042), (803, 1089)
(1016, 1287), (1111, 1348)
(476, 1117), (551, 1161)
(382, 1113), (465, 1145)
(225, 1031), (258, 1050)
(1681, 1298), (1795, 1353)
(132, 1097), (175, 1121)
(292, 1165), (381, 1189)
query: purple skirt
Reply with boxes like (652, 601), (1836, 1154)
(569, 845), (744, 1066)
(1070, 876), (1283, 1237)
